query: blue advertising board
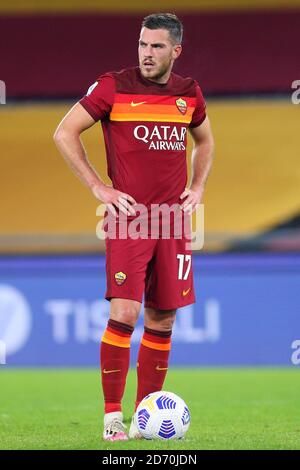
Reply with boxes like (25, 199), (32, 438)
(0, 254), (299, 366)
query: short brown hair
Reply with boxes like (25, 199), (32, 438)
(142, 13), (183, 44)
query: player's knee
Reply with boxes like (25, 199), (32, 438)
(110, 303), (140, 327)
(145, 311), (176, 332)
(159, 317), (176, 332)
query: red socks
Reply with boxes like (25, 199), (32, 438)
(135, 326), (172, 411)
(101, 321), (172, 414)
(100, 319), (134, 414)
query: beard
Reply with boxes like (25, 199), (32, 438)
(140, 58), (172, 82)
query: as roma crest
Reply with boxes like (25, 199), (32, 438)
(114, 271), (127, 286)
(176, 97), (187, 115)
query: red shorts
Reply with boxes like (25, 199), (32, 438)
(105, 237), (195, 310)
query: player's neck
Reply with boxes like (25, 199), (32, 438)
(147, 70), (171, 85)
(138, 67), (172, 86)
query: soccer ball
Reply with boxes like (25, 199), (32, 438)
(135, 391), (190, 440)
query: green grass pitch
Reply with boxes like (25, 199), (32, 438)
(0, 368), (299, 450)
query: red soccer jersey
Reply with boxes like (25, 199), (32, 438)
(79, 66), (206, 208)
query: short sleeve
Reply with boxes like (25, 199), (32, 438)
(189, 82), (206, 128)
(79, 74), (115, 122)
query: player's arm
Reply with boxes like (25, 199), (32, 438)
(53, 103), (136, 215)
(180, 116), (214, 214)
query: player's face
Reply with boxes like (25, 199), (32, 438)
(138, 27), (182, 83)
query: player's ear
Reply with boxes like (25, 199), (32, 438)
(173, 44), (182, 60)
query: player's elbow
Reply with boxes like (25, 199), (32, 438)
(209, 137), (215, 158)
(196, 137), (215, 160)
(53, 125), (64, 143)
(53, 125), (71, 147)
(53, 126), (61, 144)
(204, 132), (215, 159)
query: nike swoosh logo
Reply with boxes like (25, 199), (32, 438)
(131, 101), (147, 107)
(182, 288), (191, 297)
(156, 366), (168, 371)
(103, 369), (121, 374)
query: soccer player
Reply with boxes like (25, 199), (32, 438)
(54, 13), (214, 441)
